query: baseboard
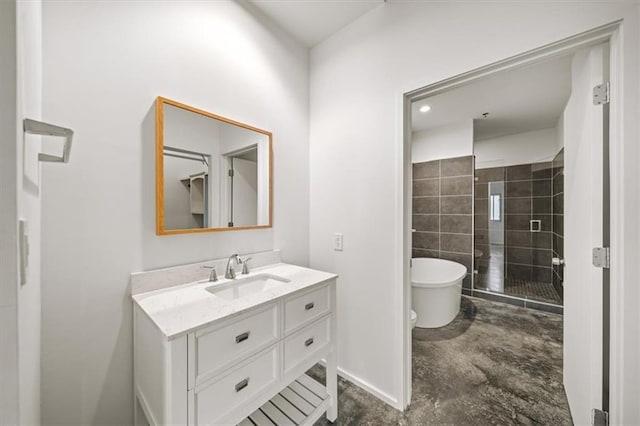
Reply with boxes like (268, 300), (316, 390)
(316, 359), (401, 410)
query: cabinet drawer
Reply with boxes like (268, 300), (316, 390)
(284, 284), (330, 333)
(284, 315), (331, 376)
(193, 303), (279, 384)
(193, 345), (279, 425)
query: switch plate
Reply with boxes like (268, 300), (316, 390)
(334, 233), (343, 251)
(19, 220), (29, 286)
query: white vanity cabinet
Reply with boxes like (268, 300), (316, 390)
(133, 277), (337, 426)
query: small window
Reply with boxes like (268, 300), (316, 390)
(489, 194), (501, 221)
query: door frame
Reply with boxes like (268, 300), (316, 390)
(398, 21), (624, 420)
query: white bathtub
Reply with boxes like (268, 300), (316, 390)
(411, 257), (467, 328)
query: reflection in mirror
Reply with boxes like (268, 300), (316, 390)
(156, 97), (272, 235)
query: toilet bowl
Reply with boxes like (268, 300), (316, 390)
(410, 310), (417, 329)
(412, 257), (467, 328)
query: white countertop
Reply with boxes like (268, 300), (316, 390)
(132, 263), (337, 340)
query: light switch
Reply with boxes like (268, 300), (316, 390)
(334, 233), (343, 251)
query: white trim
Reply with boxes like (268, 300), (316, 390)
(316, 360), (401, 409)
(337, 366), (400, 410)
(398, 20), (624, 416)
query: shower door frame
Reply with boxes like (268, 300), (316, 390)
(399, 21), (624, 422)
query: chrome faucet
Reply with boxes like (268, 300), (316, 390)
(225, 254), (241, 279)
(201, 266), (218, 282)
(241, 257), (252, 275)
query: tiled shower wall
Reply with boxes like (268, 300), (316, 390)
(412, 156), (474, 288)
(552, 149), (564, 297)
(474, 162), (554, 284)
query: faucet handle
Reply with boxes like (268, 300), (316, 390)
(202, 266), (218, 282)
(241, 257), (252, 275)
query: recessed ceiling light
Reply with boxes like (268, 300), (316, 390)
(419, 105), (431, 113)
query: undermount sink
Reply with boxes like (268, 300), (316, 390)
(205, 273), (290, 300)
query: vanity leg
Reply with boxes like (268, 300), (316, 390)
(326, 284), (338, 422)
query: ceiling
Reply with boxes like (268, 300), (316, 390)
(247, 0), (385, 47)
(411, 55), (573, 141)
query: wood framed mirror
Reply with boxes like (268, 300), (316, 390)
(155, 97), (273, 235)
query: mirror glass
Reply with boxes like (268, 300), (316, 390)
(156, 97), (272, 235)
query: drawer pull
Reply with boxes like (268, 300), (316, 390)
(305, 337), (314, 347)
(235, 378), (249, 392)
(305, 302), (315, 311)
(235, 331), (250, 344)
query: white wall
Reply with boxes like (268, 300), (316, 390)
(474, 127), (558, 169)
(0, 1), (19, 424)
(16, 2), (43, 423)
(309, 2), (639, 421)
(40, 2), (309, 424)
(412, 120), (473, 163)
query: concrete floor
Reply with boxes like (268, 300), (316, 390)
(312, 296), (572, 425)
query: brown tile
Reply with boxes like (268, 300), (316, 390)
(553, 174), (564, 195)
(412, 248), (439, 259)
(506, 230), (531, 247)
(532, 162), (553, 179)
(440, 233), (472, 254)
(506, 214), (531, 231)
(507, 247), (532, 265)
(474, 214), (488, 230)
(533, 249), (552, 267)
(474, 228), (489, 244)
(553, 215), (563, 236)
(533, 266), (553, 283)
(475, 167), (505, 182)
(506, 264), (532, 281)
(506, 164), (532, 181)
(441, 156), (473, 177)
(474, 198), (488, 214)
(412, 232), (439, 251)
(533, 197), (551, 214)
(462, 274), (472, 289)
(413, 161), (439, 179)
(553, 194), (564, 214)
(474, 182), (488, 198)
(441, 196), (471, 214)
(439, 251), (472, 272)
(532, 179), (551, 197)
(413, 197), (439, 214)
(554, 235), (564, 258)
(532, 214), (552, 232)
(532, 232), (552, 249)
(506, 181), (531, 198)
(440, 215), (472, 234)
(412, 214), (439, 232)
(505, 198), (531, 214)
(413, 179), (439, 196)
(441, 176), (472, 195)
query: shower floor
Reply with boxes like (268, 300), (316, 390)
(475, 245), (562, 306)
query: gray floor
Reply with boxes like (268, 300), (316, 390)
(312, 296), (572, 425)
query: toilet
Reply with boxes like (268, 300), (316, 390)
(411, 309), (417, 329)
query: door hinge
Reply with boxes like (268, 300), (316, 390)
(592, 408), (609, 426)
(228, 169), (234, 177)
(593, 82), (610, 105)
(592, 247), (610, 269)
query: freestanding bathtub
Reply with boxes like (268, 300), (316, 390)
(411, 257), (467, 328)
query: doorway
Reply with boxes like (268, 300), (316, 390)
(402, 23), (619, 425)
